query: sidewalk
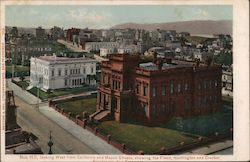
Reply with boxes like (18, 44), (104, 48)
(180, 140), (233, 155)
(39, 104), (123, 154)
(6, 78), (41, 105)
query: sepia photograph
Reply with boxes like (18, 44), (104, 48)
(0, 0), (249, 162)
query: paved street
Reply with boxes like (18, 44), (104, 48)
(9, 78), (122, 154)
(39, 105), (122, 154)
(57, 39), (87, 52)
(16, 96), (96, 154)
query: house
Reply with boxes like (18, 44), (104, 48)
(30, 54), (97, 90)
(93, 53), (222, 124)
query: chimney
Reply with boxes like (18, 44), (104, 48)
(166, 58), (172, 64)
(156, 59), (163, 71)
(195, 58), (200, 67)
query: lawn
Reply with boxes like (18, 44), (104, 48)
(51, 41), (72, 55)
(97, 121), (197, 154)
(6, 64), (30, 78)
(28, 87), (51, 100)
(12, 80), (96, 100)
(16, 81), (29, 89)
(57, 96), (97, 118)
(161, 106), (233, 137)
(27, 86), (96, 100)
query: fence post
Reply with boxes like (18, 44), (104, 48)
(75, 115), (80, 124)
(138, 150), (144, 155)
(94, 127), (98, 135)
(107, 134), (111, 144)
(122, 143), (126, 153)
(160, 147), (166, 154)
(68, 112), (71, 118)
(197, 137), (203, 142)
(83, 119), (87, 129)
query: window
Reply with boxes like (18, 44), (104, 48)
(91, 67), (94, 73)
(184, 98), (189, 110)
(185, 83), (188, 91)
(51, 70), (54, 76)
(214, 96), (218, 103)
(209, 96), (213, 102)
(162, 104), (166, 113)
(209, 80), (212, 88)
(162, 84), (166, 96)
(118, 81), (120, 90)
(143, 85), (148, 96)
(215, 80), (218, 87)
(136, 83), (140, 94)
(65, 69), (67, 75)
(170, 101), (175, 113)
(58, 69), (61, 76)
(198, 82), (201, 90)
(153, 104), (157, 116)
(198, 97), (202, 107)
(144, 104), (148, 117)
(64, 79), (67, 86)
(152, 86), (157, 97)
(170, 83), (174, 94)
(177, 83), (181, 93)
(83, 67), (86, 74)
(204, 81), (207, 89)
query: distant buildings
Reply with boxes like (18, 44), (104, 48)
(50, 26), (64, 40)
(100, 48), (115, 57)
(36, 27), (46, 39)
(30, 54), (97, 90)
(222, 70), (233, 91)
(84, 42), (119, 53)
(93, 53), (222, 124)
(66, 28), (80, 42)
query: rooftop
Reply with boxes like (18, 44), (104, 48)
(35, 55), (96, 63)
(139, 61), (192, 71)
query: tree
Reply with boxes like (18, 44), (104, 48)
(19, 72), (25, 81)
(175, 117), (184, 131)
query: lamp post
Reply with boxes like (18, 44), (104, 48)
(47, 131), (53, 154)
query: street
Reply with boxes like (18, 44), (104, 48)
(16, 96), (97, 154)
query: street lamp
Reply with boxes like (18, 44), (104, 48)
(47, 131), (53, 154)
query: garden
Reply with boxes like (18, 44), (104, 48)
(56, 94), (97, 119)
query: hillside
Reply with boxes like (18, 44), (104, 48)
(111, 20), (232, 35)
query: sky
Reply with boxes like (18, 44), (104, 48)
(5, 5), (232, 29)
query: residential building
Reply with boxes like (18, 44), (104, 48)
(30, 54), (97, 90)
(222, 70), (233, 91)
(66, 28), (80, 42)
(36, 27), (46, 39)
(100, 48), (115, 57)
(94, 54), (222, 124)
(84, 42), (119, 53)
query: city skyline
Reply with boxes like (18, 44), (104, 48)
(6, 5), (232, 29)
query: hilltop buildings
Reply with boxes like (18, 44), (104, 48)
(30, 54), (97, 90)
(94, 53), (222, 124)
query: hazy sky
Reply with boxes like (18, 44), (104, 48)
(6, 5), (232, 29)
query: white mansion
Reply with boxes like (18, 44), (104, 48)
(30, 54), (97, 90)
